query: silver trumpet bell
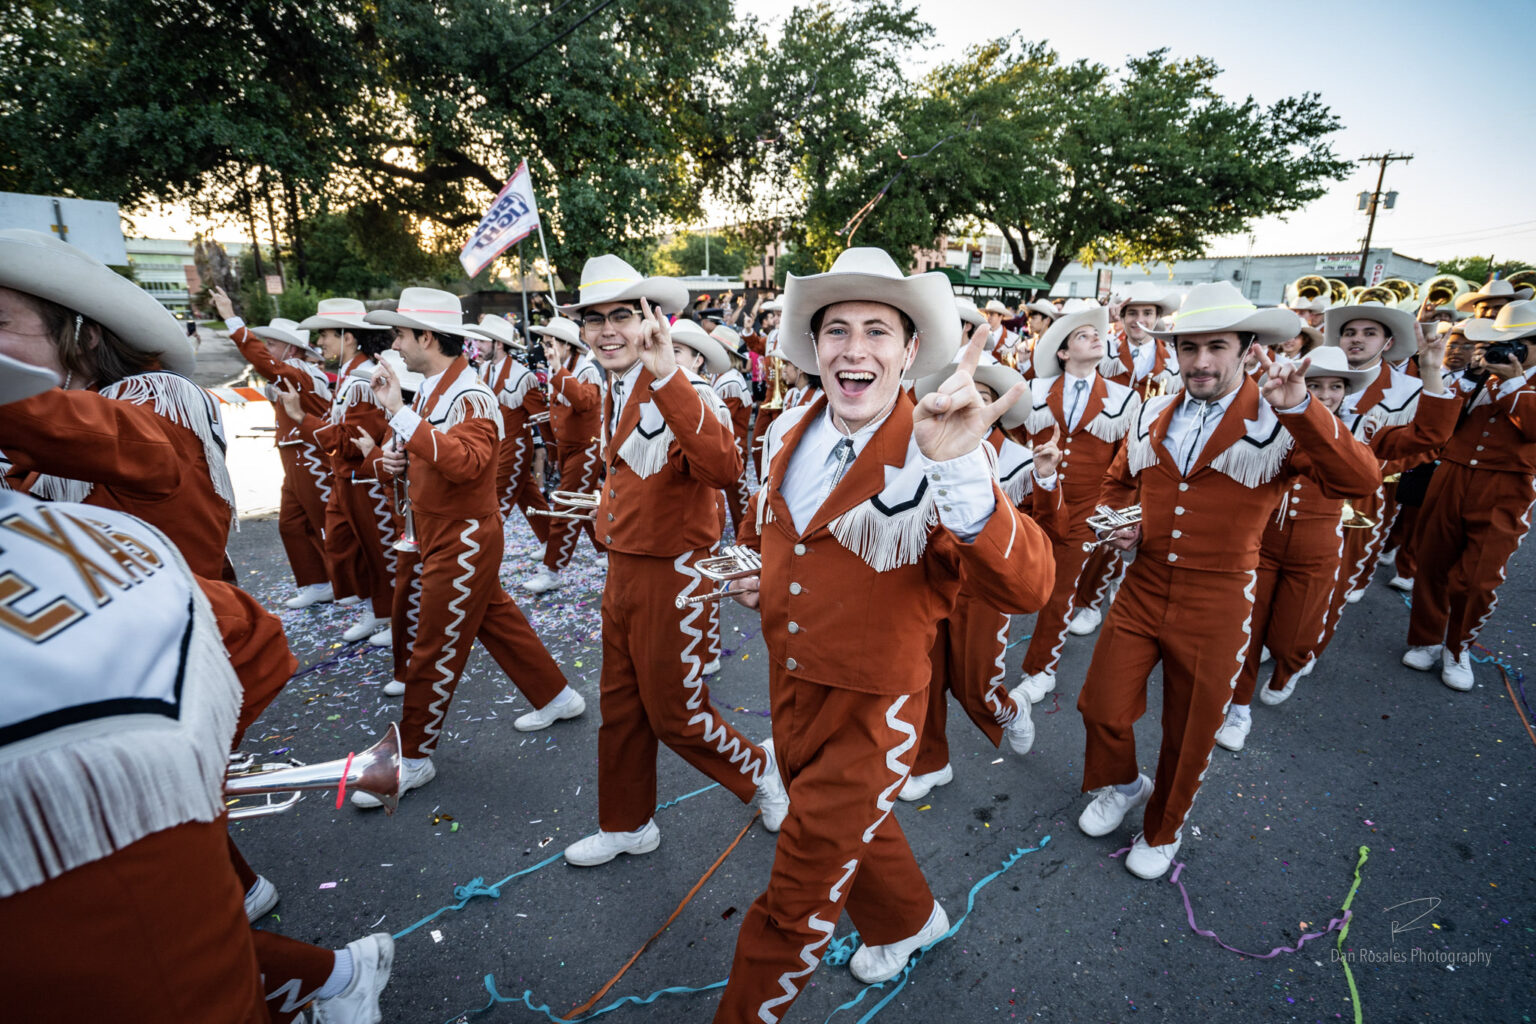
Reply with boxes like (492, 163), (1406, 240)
(225, 723), (403, 819)
(527, 490), (600, 522)
(392, 476), (420, 553)
(676, 545), (763, 608)
(1081, 504), (1143, 552)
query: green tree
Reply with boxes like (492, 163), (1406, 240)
(653, 230), (757, 278)
(1435, 256), (1534, 287)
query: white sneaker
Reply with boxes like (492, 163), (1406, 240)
(1124, 832), (1182, 880)
(1066, 606), (1102, 636)
(1377, 545), (1398, 567)
(1389, 575), (1414, 592)
(1020, 670), (1056, 704)
(1004, 683), (1035, 754)
(1441, 648), (1474, 691)
(285, 582), (335, 609)
(1260, 645), (1272, 664)
(702, 658), (721, 676)
(312, 932), (394, 1024)
(1259, 658), (1314, 706)
(1344, 588), (1366, 604)
(352, 756), (433, 808)
(1078, 774), (1152, 837)
(531, 543), (546, 561)
(514, 687), (585, 731)
(244, 874), (279, 922)
(336, 595), (363, 608)
(382, 679), (405, 697)
(1402, 644), (1442, 671)
(755, 739), (790, 831)
(521, 565), (563, 594)
(897, 764), (953, 802)
(564, 820), (661, 866)
(367, 625), (392, 648)
(849, 901), (949, 984)
(343, 612), (388, 643)
(1214, 708), (1251, 751)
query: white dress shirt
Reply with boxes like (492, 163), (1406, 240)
(389, 366), (445, 443)
(1161, 386), (1310, 475)
(607, 360), (677, 434)
(1062, 368), (1097, 431)
(1130, 340), (1156, 379)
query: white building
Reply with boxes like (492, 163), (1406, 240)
(125, 237), (196, 315)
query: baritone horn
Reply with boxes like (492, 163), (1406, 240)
(225, 723), (403, 819)
(1081, 504), (1142, 551)
(676, 545), (763, 607)
(527, 490), (599, 521)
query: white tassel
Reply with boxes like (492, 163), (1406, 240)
(1024, 403), (1056, 435)
(1082, 389), (1141, 443)
(29, 475), (93, 503)
(617, 422), (673, 479)
(1097, 353), (1124, 378)
(1208, 406), (1294, 486)
(828, 486), (939, 572)
(502, 372), (535, 410)
(331, 377), (375, 424)
(1126, 394), (1179, 476)
(444, 389), (505, 440)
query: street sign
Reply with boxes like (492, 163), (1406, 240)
(265, 274), (284, 295)
(1096, 268), (1113, 303)
(0, 191), (126, 264)
(967, 248), (983, 279)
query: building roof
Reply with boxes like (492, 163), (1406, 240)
(937, 266), (1051, 290)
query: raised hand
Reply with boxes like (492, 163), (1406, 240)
(1416, 322), (1448, 394)
(913, 323), (1028, 463)
(1253, 346), (1309, 409)
(1033, 424), (1062, 478)
(209, 286), (236, 322)
(353, 428), (376, 458)
(371, 358), (404, 415)
(637, 297), (678, 380)
(273, 380), (303, 421)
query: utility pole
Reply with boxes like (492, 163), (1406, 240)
(1355, 152), (1413, 285)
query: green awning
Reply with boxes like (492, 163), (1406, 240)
(937, 266), (1051, 291)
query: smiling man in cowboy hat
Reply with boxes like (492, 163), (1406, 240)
(554, 254), (788, 870)
(1453, 277), (1533, 320)
(713, 247), (1056, 1019)
(1074, 281), (1378, 880)
(1102, 282), (1181, 394)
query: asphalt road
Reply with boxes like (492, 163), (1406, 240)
(230, 497), (1535, 1024)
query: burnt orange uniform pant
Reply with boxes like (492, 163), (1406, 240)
(276, 440), (338, 591)
(914, 590), (1018, 775)
(325, 473), (399, 619)
(715, 678), (936, 1023)
(1079, 558), (1255, 848)
(1021, 509), (1096, 676)
(1073, 545), (1126, 616)
(1316, 484), (1392, 650)
(543, 442), (600, 572)
(597, 549), (767, 832)
(496, 426), (551, 543)
(1408, 464), (1536, 657)
(393, 509), (568, 757)
(1233, 513), (1345, 706)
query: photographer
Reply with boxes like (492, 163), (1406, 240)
(1403, 301), (1536, 690)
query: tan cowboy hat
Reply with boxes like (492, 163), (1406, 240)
(982, 299), (1011, 315)
(1301, 346), (1373, 395)
(1454, 278), (1534, 312)
(527, 315), (586, 351)
(1285, 294), (1329, 314)
(914, 360), (1029, 429)
(710, 325), (748, 363)
(298, 298), (389, 333)
(955, 296), (987, 327)
(0, 350), (62, 405)
(779, 247), (960, 378)
(1149, 281), (1299, 348)
(250, 318), (322, 358)
(1023, 299), (1060, 321)
(1033, 306), (1109, 380)
(1118, 282), (1179, 315)
(0, 228), (195, 375)
(558, 254), (688, 315)
(1464, 299), (1536, 342)
(364, 287), (474, 337)
(1323, 302), (1418, 362)
(462, 314), (525, 349)
(669, 318), (732, 374)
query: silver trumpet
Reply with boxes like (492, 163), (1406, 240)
(676, 545), (762, 607)
(225, 723), (402, 819)
(1081, 504), (1142, 552)
(527, 490), (599, 522)
(527, 410), (551, 428)
(391, 437), (419, 553)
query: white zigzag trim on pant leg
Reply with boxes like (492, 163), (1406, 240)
(982, 616), (1017, 726)
(420, 520), (478, 755)
(756, 859), (858, 1024)
(366, 479), (398, 578)
(1040, 550), (1092, 673)
(1462, 481), (1536, 653)
(674, 551), (765, 784)
(263, 977), (322, 1015)
(503, 432), (527, 519)
(403, 558), (423, 650)
(1309, 520), (1346, 653)
(1344, 484), (1384, 593)
(298, 441), (332, 505)
(863, 694), (915, 843)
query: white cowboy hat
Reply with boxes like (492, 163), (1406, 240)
(298, 298), (389, 333)
(1293, 325), (1324, 353)
(0, 350), (62, 405)
(710, 325), (748, 363)
(669, 318), (732, 374)
(558, 254), (688, 315)
(1285, 295), (1329, 314)
(779, 247), (960, 378)
(0, 228), (194, 375)
(1323, 302), (1418, 362)
(250, 318), (322, 358)
(364, 287), (474, 337)
(1454, 278), (1534, 312)
(955, 296), (987, 327)
(1118, 282), (1179, 315)
(761, 299), (784, 313)
(1149, 281), (1299, 348)
(1033, 306), (1109, 380)
(462, 314), (524, 349)
(527, 316), (586, 351)
(915, 360), (1029, 429)
(375, 349), (424, 395)
(982, 299), (1011, 315)
(1464, 299), (1536, 342)
(1301, 345), (1374, 394)
(1023, 299), (1060, 321)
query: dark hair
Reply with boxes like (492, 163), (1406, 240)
(27, 292), (158, 386)
(417, 328), (463, 357)
(809, 304), (916, 342)
(354, 329), (391, 359)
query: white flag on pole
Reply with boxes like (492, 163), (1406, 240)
(459, 159), (541, 278)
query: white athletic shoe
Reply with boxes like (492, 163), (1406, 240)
(1078, 774), (1152, 837)
(244, 874), (279, 922)
(343, 612), (389, 643)
(701, 658), (721, 677)
(514, 687), (586, 731)
(1401, 644), (1442, 671)
(382, 680), (406, 697)
(522, 565), (563, 594)
(1124, 832), (1182, 880)
(367, 625), (392, 648)
(1259, 658), (1314, 706)
(336, 595), (363, 608)
(849, 901), (949, 984)
(755, 740), (790, 831)
(564, 821), (661, 866)
(898, 764), (953, 802)
(1066, 606), (1102, 636)
(1214, 708), (1251, 751)
(1004, 683), (1036, 754)
(1260, 645), (1272, 664)
(1441, 648), (1474, 692)
(1388, 576), (1414, 592)
(1377, 545), (1398, 567)
(285, 582), (335, 609)
(1020, 670), (1056, 704)
(531, 543), (546, 561)
(1344, 588), (1366, 605)
(312, 932), (394, 1024)
(352, 757), (433, 809)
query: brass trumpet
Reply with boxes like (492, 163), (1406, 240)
(676, 545), (762, 607)
(1081, 504), (1142, 551)
(527, 490), (599, 522)
(225, 723), (402, 819)
(1339, 498), (1377, 529)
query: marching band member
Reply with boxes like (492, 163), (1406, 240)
(0, 229), (236, 583)
(1404, 302), (1536, 690)
(1285, 294), (1328, 330)
(710, 324), (756, 535)
(355, 289), (581, 803)
(715, 249), (1055, 1018)
(558, 256), (787, 868)
(1074, 283), (1377, 880)
(1016, 305), (1141, 703)
(1452, 277), (1532, 320)
(464, 314), (553, 545)
(981, 298), (1013, 356)
(1024, 298), (1060, 344)
(522, 315), (604, 594)
(1276, 324), (1323, 362)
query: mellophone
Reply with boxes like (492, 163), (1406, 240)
(527, 490), (600, 522)
(1081, 504), (1142, 551)
(675, 545), (762, 607)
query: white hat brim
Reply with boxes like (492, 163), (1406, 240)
(1149, 306), (1299, 348)
(1454, 285), (1534, 312)
(916, 361), (1028, 428)
(1301, 356), (1374, 395)
(297, 314), (389, 332)
(558, 277), (689, 317)
(1033, 307), (1110, 379)
(1323, 305), (1418, 362)
(669, 321), (732, 375)
(779, 269), (960, 379)
(0, 351), (62, 405)
(363, 309), (476, 337)
(250, 325), (323, 358)
(528, 320), (586, 350)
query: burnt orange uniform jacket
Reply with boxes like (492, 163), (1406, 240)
(483, 354), (551, 537)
